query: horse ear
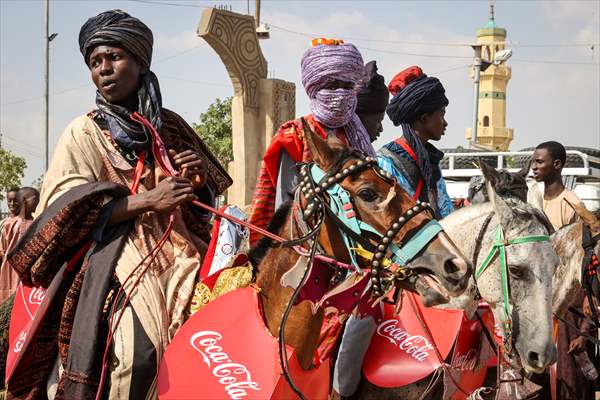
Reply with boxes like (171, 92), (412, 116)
(487, 179), (513, 223)
(479, 159), (500, 187)
(302, 119), (337, 170)
(564, 198), (600, 235)
(517, 159), (531, 179)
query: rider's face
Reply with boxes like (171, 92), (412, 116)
(418, 108), (447, 142)
(532, 148), (561, 182)
(89, 45), (142, 105)
(358, 111), (385, 142)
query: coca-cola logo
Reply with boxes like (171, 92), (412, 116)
(376, 319), (433, 362)
(190, 331), (261, 400)
(451, 348), (478, 371)
(28, 287), (46, 305)
(13, 330), (26, 353)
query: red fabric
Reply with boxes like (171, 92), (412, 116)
(394, 137), (424, 201)
(388, 66), (423, 96)
(314, 312), (343, 367)
(248, 115), (347, 246)
(198, 207), (225, 280)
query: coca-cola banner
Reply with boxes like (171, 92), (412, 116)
(6, 262), (85, 384)
(158, 287), (330, 400)
(363, 292), (464, 388)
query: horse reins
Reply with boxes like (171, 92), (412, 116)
(272, 147), (445, 399)
(299, 155), (441, 298)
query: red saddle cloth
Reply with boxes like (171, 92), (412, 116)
(157, 286), (330, 400)
(363, 294), (496, 398)
(363, 292), (464, 388)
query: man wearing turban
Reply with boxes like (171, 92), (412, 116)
(249, 40), (375, 244)
(332, 66), (454, 399)
(356, 60), (389, 142)
(3, 10), (231, 399)
(378, 66), (454, 218)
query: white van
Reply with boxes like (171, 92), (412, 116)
(442, 149), (600, 211)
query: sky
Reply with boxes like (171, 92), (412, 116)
(1, 0), (599, 198)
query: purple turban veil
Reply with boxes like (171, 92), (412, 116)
(300, 42), (375, 156)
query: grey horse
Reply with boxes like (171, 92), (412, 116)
(352, 163), (559, 400)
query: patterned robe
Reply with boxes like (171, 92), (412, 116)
(6, 109), (230, 400)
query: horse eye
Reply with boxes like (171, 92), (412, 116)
(508, 266), (525, 279)
(357, 188), (379, 202)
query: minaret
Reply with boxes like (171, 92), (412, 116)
(466, 1), (514, 150)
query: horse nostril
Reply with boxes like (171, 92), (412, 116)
(528, 351), (540, 365)
(444, 259), (459, 275)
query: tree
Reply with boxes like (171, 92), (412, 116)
(0, 147), (26, 202)
(192, 97), (233, 166)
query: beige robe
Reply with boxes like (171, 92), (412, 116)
(39, 113), (205, 398)
(542, 189), (582, 231)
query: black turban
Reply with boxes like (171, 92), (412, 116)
(79, 9), (153, 68)
(386, 66), (449, 126)
(356, 60), (389, 115)
(80, 10), (162, 153)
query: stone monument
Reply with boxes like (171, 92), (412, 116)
(198, 8), (296, 206)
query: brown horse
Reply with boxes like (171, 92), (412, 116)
(249, 126), (472, 372)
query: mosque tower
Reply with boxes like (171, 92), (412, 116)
(465, 2), (514, 150)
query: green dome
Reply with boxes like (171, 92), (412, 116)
(477, 18), (506, 37)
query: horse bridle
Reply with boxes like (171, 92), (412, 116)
(296, 152), (443, 298)
(279, 150), (444, 400)
(472, 212), (551, 358)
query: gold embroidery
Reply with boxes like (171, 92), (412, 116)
(212, 263), (253, 298)
(187, 263), (253, 316)
(188, 282), (213, 316)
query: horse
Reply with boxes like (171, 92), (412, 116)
(552, 202), (600, 316)
(465, 161), (600, 316)
(353, 162), (560, 400)
(248, 124), (473, 373)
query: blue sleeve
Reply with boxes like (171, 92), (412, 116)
(377, 155), (415, 198)
(436, 177), (454, 218)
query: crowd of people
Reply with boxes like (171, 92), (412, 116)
(0, 187), (39, 302)
(0, 8), (597, 400)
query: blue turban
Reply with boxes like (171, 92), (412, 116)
(386, 66), (449, 126)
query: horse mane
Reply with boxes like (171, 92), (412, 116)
(504, 197), (555, 234)
(249, 201), (293, 270)
(468, 170), (528, 203)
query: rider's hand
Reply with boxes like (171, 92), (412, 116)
(169, 149), (207, 189)
(567, 336), (586, 354)
(144, 176), (196, 213)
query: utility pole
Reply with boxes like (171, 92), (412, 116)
(44, 0), (49, 171)
(255, 0), (260, 27)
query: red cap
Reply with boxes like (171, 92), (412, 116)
(387, 66), (423, 96)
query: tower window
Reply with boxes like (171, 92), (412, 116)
(483, 116), (490, 127)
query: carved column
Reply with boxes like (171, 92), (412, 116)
(198, 9), (295, 207)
